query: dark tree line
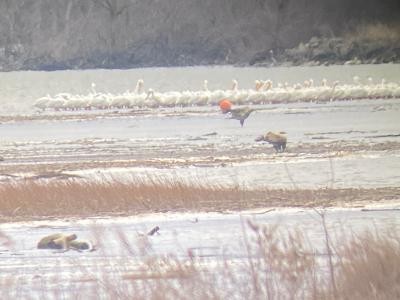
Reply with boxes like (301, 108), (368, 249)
(0, 0), (398, 70)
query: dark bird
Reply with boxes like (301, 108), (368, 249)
(147, 226), (160, 236)
(229, 107), (256, 127)
(224, 106), (256, 127)
(219, 99), (256, 127)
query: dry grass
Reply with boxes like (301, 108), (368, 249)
(92, 223), (400, 299)
(0, 176), (261, 220)
(333, 228), (400, 299)
(0, 176), (399, 221)
(2, 222), (400, 299)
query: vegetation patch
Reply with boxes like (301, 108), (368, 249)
(1, 221), (399, 299)
(0, 177), (399, 222)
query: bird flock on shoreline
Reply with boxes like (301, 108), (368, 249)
(33, 76), (400, 111)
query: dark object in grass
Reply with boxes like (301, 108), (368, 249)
(147, 226), (160, 236)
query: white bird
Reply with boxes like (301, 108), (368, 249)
(89, 94), (110, 110)
(134, 79), (144, 94)
(231, 79), (239, 91)
(203, 80), (209, 91)
(255, 80), (263, 91)
(34, 95), (52, 111)
(261, 80), (273, 91)
(91, 83), (97, 94)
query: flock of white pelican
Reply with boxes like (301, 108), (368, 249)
(33, 77), (400, 111)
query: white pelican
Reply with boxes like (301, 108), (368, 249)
(203, 80), (209, 91)
(134, 79), (144, 94)
(231, 79), (238, 91)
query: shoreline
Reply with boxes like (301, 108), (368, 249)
(2, 199), (400, 229)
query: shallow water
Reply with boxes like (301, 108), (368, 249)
(0, 98), (399, 188)
(0, 65), (399, 201)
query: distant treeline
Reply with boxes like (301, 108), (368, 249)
(0, 0), (399, 70)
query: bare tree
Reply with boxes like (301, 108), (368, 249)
(270, 0), (290, 50)
(91, 0), (135, 59)
(255, 0), (292, 51)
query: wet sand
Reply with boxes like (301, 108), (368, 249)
(1, 140), (399, 174)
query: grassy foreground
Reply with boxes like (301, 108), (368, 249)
(1, 221), (399, 299)
(0, 176), (399, 222)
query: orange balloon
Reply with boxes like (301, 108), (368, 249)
(219, 99), (232, 112)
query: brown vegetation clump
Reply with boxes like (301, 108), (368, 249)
(0, 176), (262, 220)
(0, 176), (399, 221)
(333, 229), (400, 299)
